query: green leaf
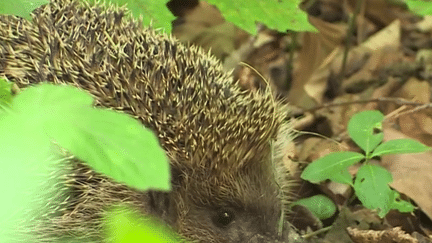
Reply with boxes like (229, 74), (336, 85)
(13, 83), (170, 191)
(348, 110), (384, 154)
(405, 0), (432, 16)
(13, 83), (93, 121)
(389, 190), (415, 214)
(354, 164), (393, 217)
(0, 77), (12, 108)
(301, 151), (364, 185)
(46, 108), (170, 191)
(0, 113), (62, 241)
(353, 164), (413, 217)
(293, 195), (337, 220)
(87, 0), (175, 33)
(103, 205), (183, 243)
(206, 0), (316, 35)
(0, 0), (48, 20)
(331, 169), (355, 185)
(0, 83), (173, 241)
(371, 139), (430, 157)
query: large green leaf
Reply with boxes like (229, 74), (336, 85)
(0, 113), (60, 241)
(206, 0), (316, 35)
(103, 205), (183, 243)
(0, 0), (48, 20)
(1, 83), (172, 242)
(87, 0), (174, 32)
(13, 83), (170, 191)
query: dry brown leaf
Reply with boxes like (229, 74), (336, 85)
(363, 20), (401, 51)
(322, 207), (358, 243)
(292, 19), (401, 108)
(347, 227), (419, 243)
(317, 93), (365, 136)
(324, 181), (352, 205)
(298, 137), (341, 162)
(395, 77), (430, 104)
(342, 46), (403, 91)
(365, 77), (402, 111)
(416, 50), (432, 80)
(350, 208), (383, 229)
(341, 20), (402, 91)
(381, 128), (432, 221)
(171, 1), (248, 61)
(346, 0), (411, 27)
(398, 112), (432, 146)
(392, 77), (432, 146)
(235, 31), (289, 91)
(319, 0), (405, 27)
(416, 16), (432, 33)
(289, 16), (347, 107)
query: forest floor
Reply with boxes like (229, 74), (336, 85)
(169, 0), (432, 242)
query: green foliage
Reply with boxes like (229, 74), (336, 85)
(102, 0), (317, 35)
(293, 195), (337, 220)
(206, 0), (316, 35)
(87, 0), (174, 32)
(0, 103), (58, 242)
(0, 77), (12, 108)
(13, 83), (170, 191)
(404, 0), (432, 16)
(347, 110), (384, 154)
(0, 0), (174, 32)
(0, 83), (171, 241)
(372, 138), (431, 157)
(0, 0), (314, 36)
(0, 0), (48, 19)
(301, 110), (430, 217)
(301, 151), (364, 185)
(103, 205), (184, 243)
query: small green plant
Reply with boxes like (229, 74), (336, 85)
(301, 110), (430, 217)
(292, 195), (337, 220)
(0, 77), (12, 108)
(206, 0), (316, 34)
(404, 0), (432, 16)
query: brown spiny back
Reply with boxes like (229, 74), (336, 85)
(0, 0), (295, 242)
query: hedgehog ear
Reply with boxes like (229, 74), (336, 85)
(146, 166), (182, 224)
(147, 190), (175, 223)
(170, 165), (183, 187)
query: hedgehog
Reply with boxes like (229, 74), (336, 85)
(0, 0), (299, 242)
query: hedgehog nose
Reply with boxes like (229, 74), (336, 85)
(246, 230), (289, 243)
(250, 222), (304, 243)
(247, 234), (288, 243)
(247, 234), (266, 243)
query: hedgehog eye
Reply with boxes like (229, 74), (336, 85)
(212, 208), (235, 228)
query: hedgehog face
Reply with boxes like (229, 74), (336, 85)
(173, 169), (289, 243)
(146, 132), (292, 243)
(142, 87), (294, 242)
